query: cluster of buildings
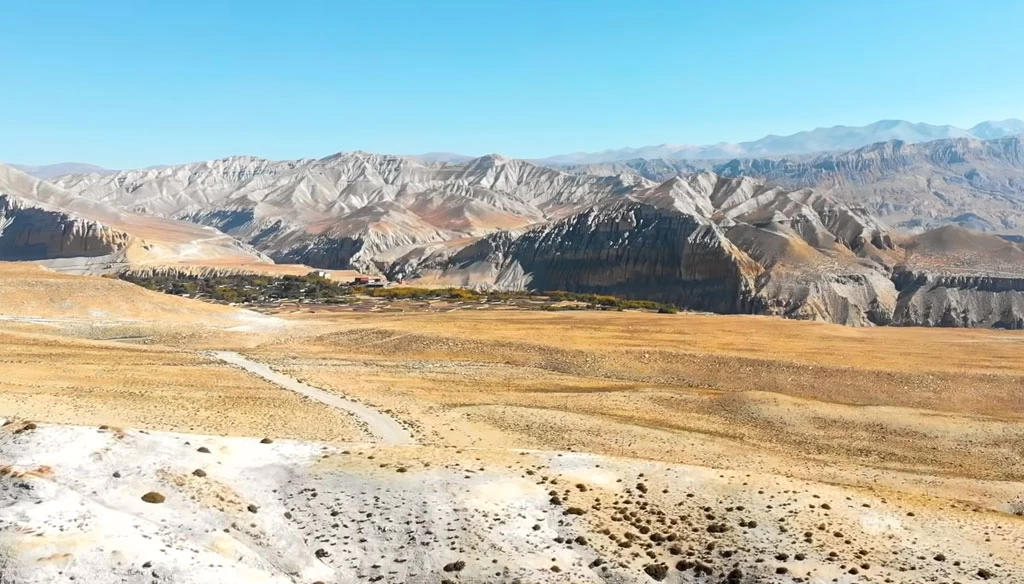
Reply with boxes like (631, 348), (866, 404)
(307, 270), (392, 288)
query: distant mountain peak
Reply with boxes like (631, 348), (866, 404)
(535, 118), (1024, 165)
(9, 162), (116, 180)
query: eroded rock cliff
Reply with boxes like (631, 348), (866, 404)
(0, 194), (131, 260)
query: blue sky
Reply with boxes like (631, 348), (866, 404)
(3, 0), (1022, 168)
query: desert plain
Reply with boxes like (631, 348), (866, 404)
(1, 262), (1022, 583)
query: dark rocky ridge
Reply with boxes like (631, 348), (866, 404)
(0, 163), (271, 268)
(892, 267), (1024, 328)
(392, 201), (1023, 328)
(0, 194), (131, 260)
(499, 204), (761, 314)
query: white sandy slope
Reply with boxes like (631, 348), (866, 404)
(2, 421), (1022, 584)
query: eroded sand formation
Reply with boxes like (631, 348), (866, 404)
(3, 421), (1021, 584)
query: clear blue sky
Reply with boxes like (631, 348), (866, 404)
(3, 0), (1022, 168)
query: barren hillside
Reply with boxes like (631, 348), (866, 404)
(1, 265), (1023, 582)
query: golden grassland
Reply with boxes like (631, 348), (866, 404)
(243, 308), (1024, 508)
(1, 264), (1023, 512)
(0, 330), (361, 441)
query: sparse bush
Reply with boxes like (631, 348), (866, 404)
(544, 290), (676, 313)
(141, 491), (166, 504)
(118, 272), (352, 304)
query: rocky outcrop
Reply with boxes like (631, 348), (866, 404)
(892, 268), (1024, 328)
(389, 189), (903, 325)
(0, 194), (131, 260)
(756, 269), (898, 326)
(887, 227), (1024, 328)
(506, 204), (762, 314)
(0, 163), (269, 270)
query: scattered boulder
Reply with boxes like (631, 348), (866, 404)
(643, 563), (668, 581)
(443, 560), (466, 572)
(141, 492), (166, 504)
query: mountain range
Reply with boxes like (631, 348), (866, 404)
(9, 139), (1015, 328)
(9, 162), (118, 180)
(570, 135), (1024, 235)
(11, 118), (1024, 173)
(536, 119), (1024, 164)
(2, 118), (1023, 328)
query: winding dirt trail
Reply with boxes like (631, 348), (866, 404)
(209, 351), (415, 445)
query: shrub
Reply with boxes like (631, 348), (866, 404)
(141, 491), (166, 504)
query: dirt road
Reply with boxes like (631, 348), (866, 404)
(209, 351), (415, 445)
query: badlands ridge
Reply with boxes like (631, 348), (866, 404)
(3, 142), (1024, 327)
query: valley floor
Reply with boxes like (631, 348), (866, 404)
(1, 265), (1023, 582)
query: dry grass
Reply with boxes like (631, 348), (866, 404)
(0, 330), (361, 441)
(2, 262), (1023, 512)
(241, 309), (1024, 507)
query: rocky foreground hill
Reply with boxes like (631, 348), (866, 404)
(41, 152), (1023, 328)
(3, 420), (1019, 584)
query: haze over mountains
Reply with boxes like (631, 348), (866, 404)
(9, 162), (117, 180)
(12, 118), (1024, 172)
(538, 118), (1024, 164)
